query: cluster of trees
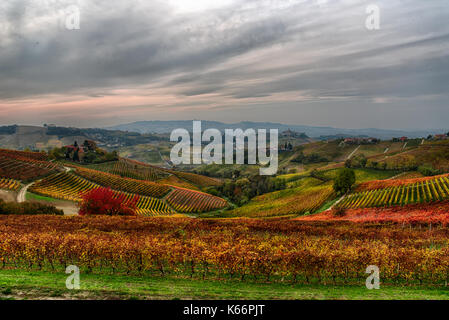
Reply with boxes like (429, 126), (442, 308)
(207, 175), (286, 206)
(345, 154), (367, 169)
(0, 199), (63, 215)
(48, 141), (118, 164)
(417, 165), (441, 176)
(280, 142), (293, 151)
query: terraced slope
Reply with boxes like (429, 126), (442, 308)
(29, 172), (174, 216)
(0, 177), (20, 191)
(0, 148), (48, 161)
(166, 187), (228, 213)
(338, 175), (449, 209)
(0, 150), (59, 181)
(120, 158), (222, 187)
(365, 140), (449, 171)
(229, 178), (334, 218)
(75, 167), (170, 198)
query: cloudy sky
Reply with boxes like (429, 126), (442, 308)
(0, 0), (448, 129)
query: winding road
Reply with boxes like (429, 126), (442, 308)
(17, 182), (34, 203)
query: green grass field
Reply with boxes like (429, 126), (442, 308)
(321, 168), (401, 183)
(1, 269), (449, 300)
(26, 192), (59, 203)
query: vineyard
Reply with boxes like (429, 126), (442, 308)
(110, 158), (169, 181)
(356, 173), (449, 191)
(0, 154), (59, 181)
(0, 148), (48, 161)
(120, 158), (222, 187)
(338, 175), (449, 209)
(30, 172), (98, 201)
(170, 171), (222, 188)
(366, 142), (449, 172)
(166, 187), (228, 213)
(29, 172), (174, 216)
(2, 216), (449, 285)
(85, 158), (221, 188)
(229, 184), (335, 218)
(301, 202), (449, 224)
(75, 167), (170, 198)
(0, 177), (20, 191)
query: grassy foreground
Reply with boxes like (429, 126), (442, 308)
(1, 269), (449, 300)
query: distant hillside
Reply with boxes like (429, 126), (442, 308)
(107, 120), (443, 139)
(0, 125), (86, 151)
(0, 125), (164, 151)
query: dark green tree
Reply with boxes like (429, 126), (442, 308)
(73, 148), (80, 162)
(333, 168), (356, 195)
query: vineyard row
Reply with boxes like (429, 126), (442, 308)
(339, 176), (449, 209)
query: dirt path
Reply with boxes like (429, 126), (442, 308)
(387, 172), (407, 180)
(326, 195), (346, 211)
(17, 182), (34, 203)
(158, 150), (172, 168)
(346, 145), (360, 160)
(56, 202), (78, 216)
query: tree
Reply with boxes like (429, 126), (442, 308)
(333, 168), (356, 195)
(359, 155), (367, 168)
(82, 151), (96, 164)
(73, 148), (80, 162)
(78, 187), (139, 216)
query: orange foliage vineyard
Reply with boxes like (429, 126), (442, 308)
(0, 149), (59, 181)
(1, 215), (449, 285)
(166, 187), (228, 213)
(301, 201), (449, 224)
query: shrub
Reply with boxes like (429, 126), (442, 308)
(418, 165), (440, 177)
(332, 206), (346, 217)
(0, 199), (63, 215)
(78, 187), (139, 216)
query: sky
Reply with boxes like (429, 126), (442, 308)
(0, 0), (448, 130)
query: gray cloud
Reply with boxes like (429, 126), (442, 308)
(0, 0), (448, 129)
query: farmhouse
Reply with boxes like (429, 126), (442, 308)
(434, 134), (448, 140)
(64, 142), (85, 162)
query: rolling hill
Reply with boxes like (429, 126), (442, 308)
(1, 134), (449, 220)
(107, 120), (443, 139)
(0, 148), (228, 216)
